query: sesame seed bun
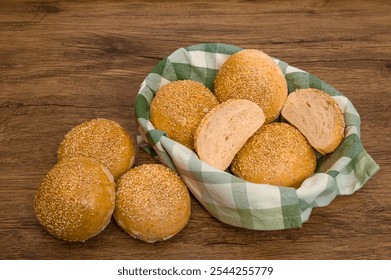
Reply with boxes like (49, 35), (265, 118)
(231, 123), (316, 188)
(214, 49), (288, 123)
(114, 164), (191, 243)
(150, 80), (218, 150)
(34, 157), (115, 242)
(58, 118), (135, 180)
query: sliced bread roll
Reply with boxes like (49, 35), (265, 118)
(194, 99), (265, 171)
(281, 88), (345, 154)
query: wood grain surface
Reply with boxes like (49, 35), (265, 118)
(0, 0), (390, 260)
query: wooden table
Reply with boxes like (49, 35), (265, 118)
(1, 0), (390, 260)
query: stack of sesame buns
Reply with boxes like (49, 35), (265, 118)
(35, 46), (346, 242)
(147, 48), (345, 189)
(35, 118), (191, 243)
(35, 119), (136, 242)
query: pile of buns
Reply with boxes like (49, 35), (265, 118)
(35, 48), (345, 243)
(35, 118), (190, 243)
(151, 49), (345, 187)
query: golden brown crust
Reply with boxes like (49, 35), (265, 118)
(150, 80), (218, 150)
(231, 123), (316, 188)
(114, 164), (191, 243)
(58, 118), (135, 180)
(214, 49), (287, 123)
(34, 157), (115, 242)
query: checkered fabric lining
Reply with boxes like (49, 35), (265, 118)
(135, 43), (380, 230)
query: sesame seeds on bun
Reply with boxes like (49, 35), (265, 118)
(231, 123), (316, 188)
(214, 49), (288, 123)
(150, 80), (218, 150)
(58, 118), (135, 180)
(114, 164), (191, 243)
(34, 157), (115, 242)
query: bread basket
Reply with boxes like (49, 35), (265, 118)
(135, 43), (379, 230)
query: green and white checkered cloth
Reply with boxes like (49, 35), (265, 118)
(135, 43), (380, 230)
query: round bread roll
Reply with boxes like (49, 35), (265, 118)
(58, 118), (135, 180)
(114, 164), (191, 243)
(150, 80), (218, 150)
(34, 157), (115, 242)
(214, 49), (288, 123)
(231, 123), (316, 188)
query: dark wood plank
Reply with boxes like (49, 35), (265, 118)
(0, 0), (390, 260)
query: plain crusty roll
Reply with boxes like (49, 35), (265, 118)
(281, 88), (345, 154)
(214, 49), (288, 123)
(58, 118), (135, 180)
(150, 80), (218, 150)
(114, 164), (191, 243)
(34, 157), (115, 242)
(194, 99), (265, 171)
(232, 123), (316, 188)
